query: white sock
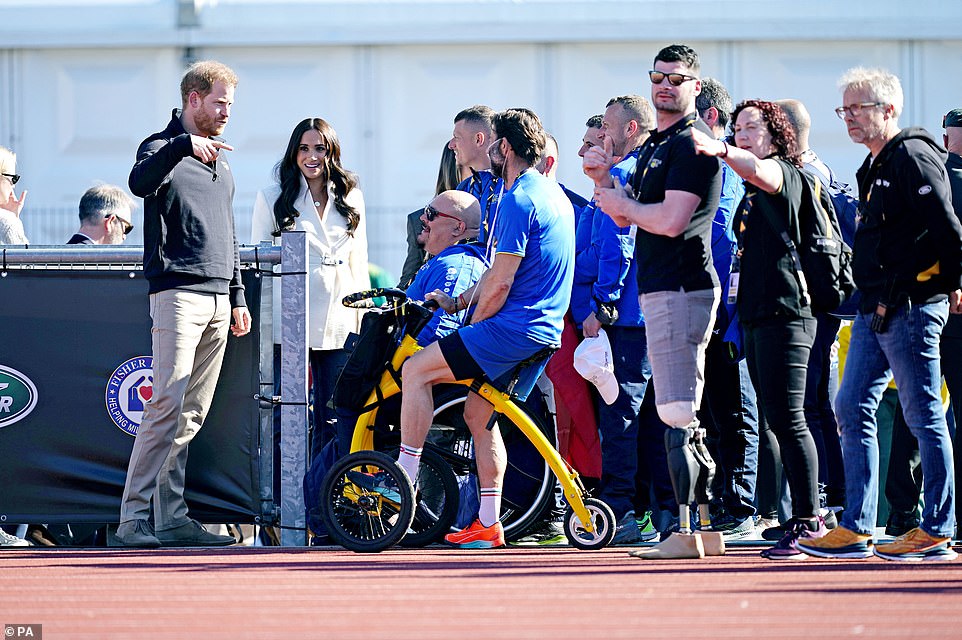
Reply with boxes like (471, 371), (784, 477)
(397, 444), (422, 484)
(479, 487), (502, 527)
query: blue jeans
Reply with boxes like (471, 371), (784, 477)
(836, 300), (955, 537)
(597, 325), (652, 520)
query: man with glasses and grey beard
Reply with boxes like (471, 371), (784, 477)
(798, 68), (962, 562)
(585, 43), (723, 560)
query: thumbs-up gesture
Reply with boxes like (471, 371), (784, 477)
(582, 134), (617, 188)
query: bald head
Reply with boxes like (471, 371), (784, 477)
(420, 190), (481, 256)
(776, 99), (812, 152)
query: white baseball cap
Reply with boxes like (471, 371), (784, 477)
(573, 328), (618, 405)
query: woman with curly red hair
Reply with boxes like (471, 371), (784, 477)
(692, 100), (827, 559)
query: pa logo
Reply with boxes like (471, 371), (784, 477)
(0, 365), (39, 429)
(105, 356), (153, 436)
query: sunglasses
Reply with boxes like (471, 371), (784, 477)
(107, 214), (134, 235)
(648, 70), (697, 86)
(1, 173), (20, 185)
(424, 203), (462, 224)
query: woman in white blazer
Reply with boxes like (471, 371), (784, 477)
(251, 117), (370, 463)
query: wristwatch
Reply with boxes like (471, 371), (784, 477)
(595, 301), (619, 325)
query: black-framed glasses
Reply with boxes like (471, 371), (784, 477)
(107, 214), (134, 235)
(835, 102), (885, 119)
(1, 173), (20, 185)
(424, 203), (462, 224)
(648, 70), (697, 86)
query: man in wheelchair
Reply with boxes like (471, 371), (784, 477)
(396, 108), (576, 548)
(405, 190), (486, 346)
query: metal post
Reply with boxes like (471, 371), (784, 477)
(279, 231), (309, 546)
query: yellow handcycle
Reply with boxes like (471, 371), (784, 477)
(318, 288), (616, 552)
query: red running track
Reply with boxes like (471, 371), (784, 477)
(2, 545), (962, 639)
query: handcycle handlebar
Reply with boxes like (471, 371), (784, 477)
(342, 288), (408, 308)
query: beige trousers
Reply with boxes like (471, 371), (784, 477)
(119, 289), (231, 530)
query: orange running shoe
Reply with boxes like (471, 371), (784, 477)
(444, 519), (505, 549)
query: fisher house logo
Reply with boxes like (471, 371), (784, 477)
(0, 365), (39, 429)
(106, 356), (153, 436)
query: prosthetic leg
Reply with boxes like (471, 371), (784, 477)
(631, 421), (724, 559)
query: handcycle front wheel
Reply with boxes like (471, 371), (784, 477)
(563, 497), (616, 550)
(319, 450), (416, 553)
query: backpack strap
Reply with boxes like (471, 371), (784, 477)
(756, 171), (823, 308)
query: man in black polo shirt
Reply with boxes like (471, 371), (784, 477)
(585, 43), (722, 559)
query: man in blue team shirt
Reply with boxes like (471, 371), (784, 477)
(450, 105), (500, 243)
(399, 108), (576, 548)
(405, 190), (486, 345)
(576, 94), (661, 545)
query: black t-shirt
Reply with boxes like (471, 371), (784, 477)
(734, 158), (813, 326)
(629, 113), (721, 293)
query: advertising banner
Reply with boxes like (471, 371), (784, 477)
(0, 269), (266, 525)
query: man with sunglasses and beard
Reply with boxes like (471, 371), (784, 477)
(397, 108), (575, 548)
(586, 43), (723, 559)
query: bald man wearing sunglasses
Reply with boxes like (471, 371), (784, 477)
(404, 190), (486, 346)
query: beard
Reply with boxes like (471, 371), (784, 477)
(193, 108), (226, 137)
(488, 146), (506, 180)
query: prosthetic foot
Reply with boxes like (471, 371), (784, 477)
(628, 532), (705, 560)
(696, 531), (726, 556)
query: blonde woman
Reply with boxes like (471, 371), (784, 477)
(0, 146), (28, 244)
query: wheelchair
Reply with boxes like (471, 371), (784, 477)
(318, 288), (615, 553)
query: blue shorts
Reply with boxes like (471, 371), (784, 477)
(437, 329), (549, 401)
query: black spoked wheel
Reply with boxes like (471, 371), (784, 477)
(564, 497), (616, 550)
(398, 447), (460, 547)
(319, 450), (415, 553)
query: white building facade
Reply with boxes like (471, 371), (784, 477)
(2, 0), (961, 276)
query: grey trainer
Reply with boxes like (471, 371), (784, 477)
(156, 519), (236, 547)
(611, 511), (643, 545)
(109, 520), (161, 548)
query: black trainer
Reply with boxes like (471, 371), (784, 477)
(885, 509), (921, 538)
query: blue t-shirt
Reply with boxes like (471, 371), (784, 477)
(457, 169), (500, 244)
(460, 169), (575, 379)
(572, 151), (643, 327)
(405, 242), (487, 346)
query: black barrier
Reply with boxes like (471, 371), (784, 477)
(0, 268), (268, 525)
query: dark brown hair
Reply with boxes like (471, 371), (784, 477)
(273, 118), (360, 236)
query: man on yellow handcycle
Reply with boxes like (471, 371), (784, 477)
(396, 108), (576, 549)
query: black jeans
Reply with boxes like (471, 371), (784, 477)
(309, 348), (349, 463)
(744, 316), (819, 519)
(700, 329), (759, 520)
(634, 383), (676, 517)
(805, 313), (846, 508)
